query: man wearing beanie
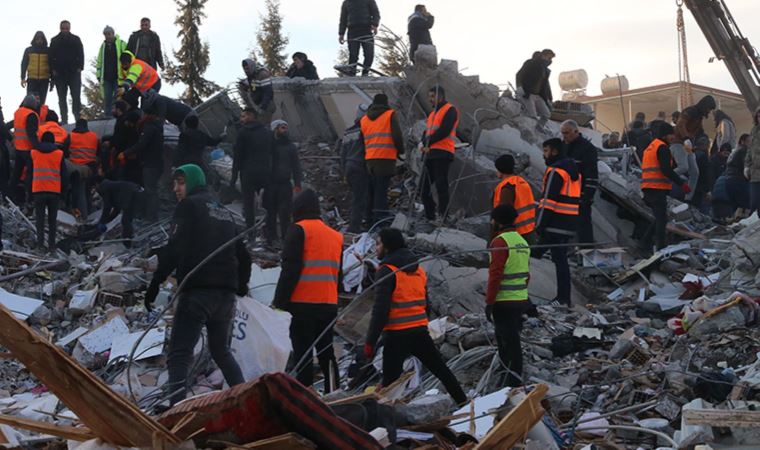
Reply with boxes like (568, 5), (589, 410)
(493, 154), (537, 244)
(360, 93), (404, 225)
(97, 26), (127, 116)
(144, 164), (251, 405)
(264, 120), (302, 246)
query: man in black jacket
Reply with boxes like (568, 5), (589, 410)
(515, 50), (554, 120)
(111, 101), (143, 184)
(407, 5), (434, 61)
(122, 114), (164, 222)
(145, 164), (250, 405)
(286, 52), (319, 80)
(264, 120), (302, 245)
(240, 59), (275, 126)
(421, 87), (458, 221)
(339, 104), (370, 232)
(232, 108), (273, 237)
(127, 18), (164, 70)
(561, 120), (598, 244)
(21, 32), (52, 105)
(339, 0), (381, 76)
(95, 173), (144, 245)
(174, 115), (223, 171)
(49, 21), (84, 124)
(141, 90), (194, 128)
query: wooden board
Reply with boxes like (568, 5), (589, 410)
(474, 384), (548, 450)
(243, 433), (317, 449)
(683, 408), (760, 428)
(0, 303), (179, 447)
(0, 414), (96, 441)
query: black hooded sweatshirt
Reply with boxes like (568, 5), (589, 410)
(21, 32), (50, 80)
(537, 155), (580, 235)
(286, 60), (320, 80)
(366, 247), (426, 346)
(49, 31), (84, 76)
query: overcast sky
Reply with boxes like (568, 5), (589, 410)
(2, 0), (758, 119)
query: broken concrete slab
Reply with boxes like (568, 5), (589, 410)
(69, 289), (98, 315)
(77, 315), (130, 355)
(413, 228), (488, 267)
(675, 398), (715, 448)
(397, 394), (453, 425)
(0, 288), (44, 320)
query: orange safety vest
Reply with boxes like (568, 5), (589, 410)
(641, 138), (673, 191)
(493, 175), (537, 235)
(360, 110), (398, 160)
(30, 149), (63, 194)
(39, 105), (49, 123)
(38, 122), (68, 145)
(289, 219), (344, 305)
(426, 102), (459, 153)
(13, 107), (39, 151)
(538, 167), (581, 216)
(69, 131), (99, 166)
(131, 59), (159, 93)
(383, 264), (429, 332)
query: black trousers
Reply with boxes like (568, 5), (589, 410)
(533, 232), (571, 305)
(382, 328), (467, 404)
(577, 200), (594, 244)
(264, 181), (293, 243)
(347, 27), (375, 76)
(368, 174), (391, 225)
(167, 289), (244, 405)
(493, 303), (525, 387)
(345, 162), (369, 232)
(9, 151), (32, 205)
(54, 71), (82, 124)
(289, 313), (339, 392)
(421, 158), (452, 220)
(26, 79), (49, 105)
(241, 173), (266, 237)
(142, 166), (162, 223)
(33, 192), (59, 249)
(642, 188), (668, 250)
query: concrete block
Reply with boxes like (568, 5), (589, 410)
(675, 398), (714, 448)
(397, 394), (453, 424)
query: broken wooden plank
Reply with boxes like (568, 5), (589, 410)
(0, 414), (96, 441)
(0, 303), (179, 447)
(683, 408), (760, 428)
(474, 384), (548, 450)
(242, 433), (317, 449)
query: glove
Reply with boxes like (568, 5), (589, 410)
(96, 223), (107, 233)
(293, 186), (302, 194)
(680, 183), (691, 194)
(363, 343), (375, 359)
(144, 282), (159, 312)
(117, 152), (126, 163)
(485, 304), (493, 323)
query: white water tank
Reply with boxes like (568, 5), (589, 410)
(601, 75), (630, 95)
(558, 70), (589, 91)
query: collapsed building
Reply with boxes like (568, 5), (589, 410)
(0, 45), (757, 449)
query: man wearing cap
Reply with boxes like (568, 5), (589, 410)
(339, 104), (370, 232)
(97, 26), (127, 116)
(264, 120), (302, 246)
(144, 164), (251, 405)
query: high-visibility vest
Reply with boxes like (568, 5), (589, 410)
(538, 167), (581, 216)
(426, 102), (459, 153)
(383, 264), (429, 332)
(490, 231), (530, 303)
(30, 149), (63, 193)
(13, 107), (39, 151)
(39, 105), (49, 123)
(641, 138), (673, 191)
(360, 110), (398, 160)
(493, 175), (536, 235)
(38, 122), (68, 145)
(26, 52), (50, 80)
(69, 131), (99, 166)
(290, 219), (344, 305)
(122, 58), (159, 93)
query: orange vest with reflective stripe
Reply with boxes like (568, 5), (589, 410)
(132, 59), (159, 93)
(426, 102), (459, 153)
(39, 105), (49, 123)
(641, 138), (673, 191)
(69, 131), (99, 166)
(38, 122), (68, 145)
(383, 264), (429, 332)
(494, 175), (537, 235)
(30, 149), (63, 193)
(361, 110), (398, 160)
(290, 219), (344, 305)
(13, 107), (39, 151)
(538, 167), (581, 216)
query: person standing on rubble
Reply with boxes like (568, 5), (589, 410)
(745, 108), (760, 215)
(676, 95), (716, 145)
(49, 20), (84, 124)
(264, 120), (302, 247)
(339, 0), (380, 76)
(127, 18), (165, 70)
(486, 205), (530, 387)
(173, 115), (224, 172)
(239, 59), (275, 126)
(421, 86), (459, 223)
(515, 51), (551, 120)
(407, 5), (434, 62)
(273, 189), (343, 392)
(339, 104), (370, 233)
(111, 100), (143, 184)
(492, 154), (537, 244)
(533, 138), (580, 306)
(37, 110), (69, 152)
(640, 123), (688, 251)
(96, 26), (127, 117)
(68, 118), (99, 217)
(20, 32), (52, 105)
(361, 94), (404, 225)
(560, 120), (598, 244)
(232, 107), (272, 239)
(31, 131), (67, 252)
(364, 228), (468, 405)
(145, 164), (250, 405)
(286, 52), (320, 80)
(93, 170), (144, 246)
(120, 111), (164, 222)
(10, 95), (41, 206)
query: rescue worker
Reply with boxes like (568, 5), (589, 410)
(118, 51), (161, 97)
(145, 164), (250, 405)
(492, 154), (537, 244)
(68, 119), (99, 216)
(31, 132), (67, 251)
(94, 170), (144, 246)
(111, 100), (142, 185)
(360, 94), (404, 225)
(273, 189), (342, 392)
(486, 205), (530, 387)
(641, 123), (689, 251)
(32, 92), (49, 123)
(239, 59), (275, 126)
(264, 120), (302, 246)
(560, 120), (598, 244)
(339, 104), (370, 233)
(97, 26), (127, 116)
(21, 31), (52, 105)
(10, 95), (41, 205)
(533, 138), (580, 306)
(364, 228), (467, 405)
(37, 110), (69, 152)
(421, 86), (459, 222)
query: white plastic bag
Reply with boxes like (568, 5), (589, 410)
(230, 296), (292, 381)
(342, 233), (375, 293)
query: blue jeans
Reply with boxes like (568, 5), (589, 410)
(102, 79), (116, 117)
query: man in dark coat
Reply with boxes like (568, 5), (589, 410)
(561, 120), (598, 244)
(49, 21), (84, 124)
(339, 0), (381, 76)
(264, 120), (302, 245)
(127, 18), (164, 70)
(286, 52), (320, 80)
(122, 113), (163, 222)
(174, 115), (224, 171)
(407, 5), (434, 61)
